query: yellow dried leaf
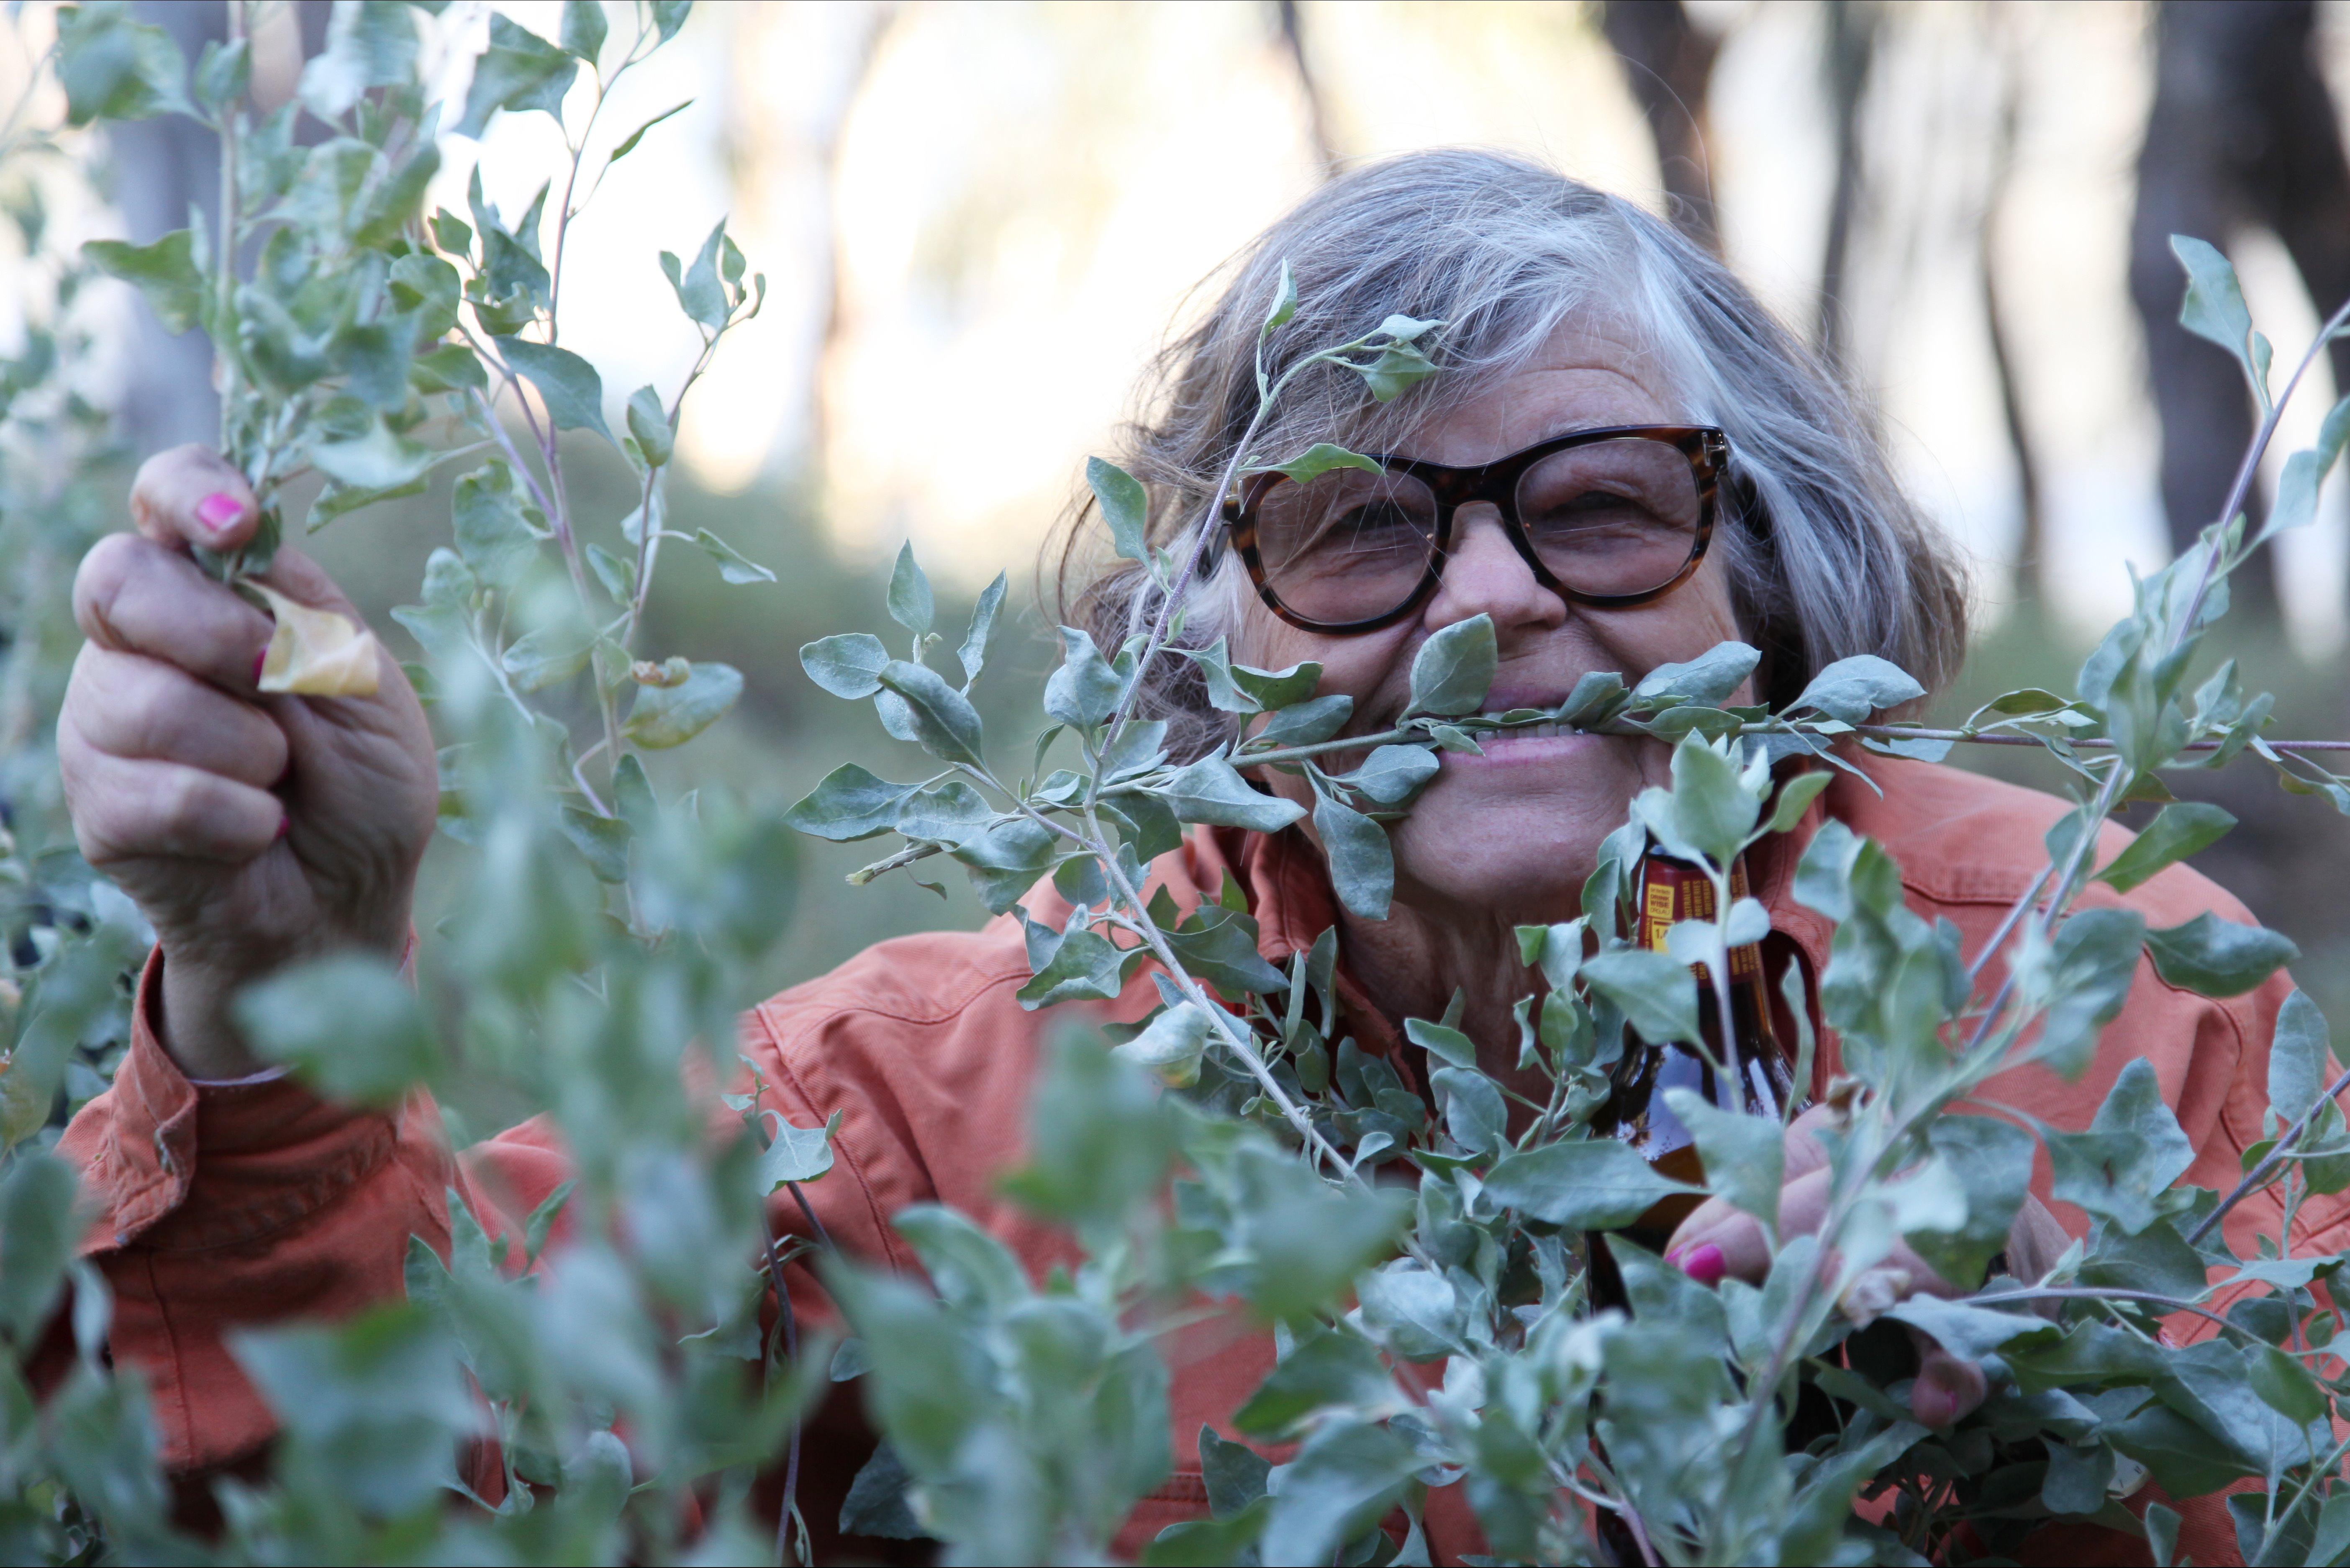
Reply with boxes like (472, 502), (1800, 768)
(252, 583), (381, 696)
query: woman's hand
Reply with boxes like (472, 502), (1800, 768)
(1662, 1104), (2071, 1428)
(57, 445), (439, 1080)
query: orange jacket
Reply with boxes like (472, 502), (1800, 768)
(57, 757), (2332, 1564)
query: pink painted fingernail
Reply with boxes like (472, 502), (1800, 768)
(274, 812), (290, 842)
(253, 648), (268, 684)
(196, 492), (245, 533)
(1913, 1381), (1956, 1428)
(1676, 1243), (1725, 1286)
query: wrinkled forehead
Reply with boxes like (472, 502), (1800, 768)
(1259, 302), (1689, 472)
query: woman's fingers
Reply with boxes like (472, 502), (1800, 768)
(67, 644), (287, 788)
(127, 444), (259, 554)
(59, 726), (285, 865)
(74, 531), (274, 691)
(1908, 1329), (1989, 1427)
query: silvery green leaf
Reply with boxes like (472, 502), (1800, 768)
(1259, 443), (1382, 484)
(1262, 259), (1298, 331)
(1316, 794), (1392, 919)
(1432, 1065), (1504, 1157)
(1632, 641), (1760, 707)
(1016, 926), (1132, 1008)
(1556, 668), (1630, 729)
(892, 781), (992, 845)
(1882, 1296), (2058, 1361)
(2257, 394), (2350, 546)
(1768, 770), (1832, 833)
(659, 219), (729, 329)
(1231, 659), (1321, 711)
(1088, 455), (1150, 562)
(1908, 1115), (2033, 1288)
(1403, 1017), (1476, 1071)
(1791, 818), (1862, 921)
(56, 5), (190, 124)
(786, 763), (919, 842)
(1101, 718), (1168, 778)
(310, 423), (436, 491)
(1578, 947), (1699, 1044)
(885, 541), (934, 635)
(1662, 1088), (1782, 1227)
(2171, 235), (2257, 376)
(1163, 905), (1289, 997)
(625, 385), (672, 467)
(2144, 911), (2298, 997)
(83, 231), (203, 334)
(1665, 735), (1760, 864)
(1403, 614), (1496, 717)
(1163, 756), (1306, 832)
(1252, 694), (1352, 748)
(457, 16), (578, 138)
(1378, 314), (1439, 344)
(876, 660), (984, 765)
(1183, 637), (1257, 714)
(2268, 989), (2335, 1124)
(607, 99), (691, 163)
(892, 1204), (1027, 1313)
(1790, 654), (1924, 723)
(1114, 1003), (1213, 1087)
(950, 819), (1057, 913)
(800, 632), (890, 699)
(1482, 1137), (1699, 1228)
(1258, 1422), (1422, 1568)
(1353, 1261), (1461, 1362)
(0, 1155), (79, 1342)
(2096, 801), (2233, 893)
(958, 572), (1007, 684)
(757, 1108), (841, 1189)
(234, 953), (442, 1108)
(500, 625), (591, 692)
(1353, 340), (1438, 403)
(688, 528), (773, 585)
(560, 0), (608, 61)
(497, 337), (612, 442)
(1338, 745), (1439, 807)
(1234, 1331), (1400, 1440)
(2046, 1058), (2195, 1233)
(624, 661), (742, 749)
(1044, 626), (1125, 726)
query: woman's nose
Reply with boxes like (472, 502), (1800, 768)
(1421, 506), (1566, 639)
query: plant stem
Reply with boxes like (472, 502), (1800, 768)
(2189, 1060), (2350, 1246)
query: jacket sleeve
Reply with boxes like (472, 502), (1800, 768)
(49, 949), (874, 1478)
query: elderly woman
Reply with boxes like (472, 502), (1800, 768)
(56, 150), (2304, 1563)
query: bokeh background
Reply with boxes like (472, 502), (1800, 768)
(25, 0), (2350, 1062)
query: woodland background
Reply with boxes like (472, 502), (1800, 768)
(11, 0), (2350, 1134)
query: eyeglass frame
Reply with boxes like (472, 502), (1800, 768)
(1218, 423), (1732, 635)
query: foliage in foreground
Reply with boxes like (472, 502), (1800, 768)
(6, 3), (2350, 1565)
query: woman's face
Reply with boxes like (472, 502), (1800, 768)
(1230, 314), (1752, 925)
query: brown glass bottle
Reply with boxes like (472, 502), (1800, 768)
(1588, 845), (1802, 1263)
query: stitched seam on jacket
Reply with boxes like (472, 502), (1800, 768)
(761, 959), (1035, 1032)
(131, 1120), (398, 1253)
(142, 1251), (196, 1468)
(763, 1021), (906, 1275)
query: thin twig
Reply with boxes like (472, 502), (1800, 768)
(2189, 1060), (2350, 1246)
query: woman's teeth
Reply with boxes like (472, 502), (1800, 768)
(1480, 717), (1573, 742)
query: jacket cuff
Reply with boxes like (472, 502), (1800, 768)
(82, 946), (406, 1252)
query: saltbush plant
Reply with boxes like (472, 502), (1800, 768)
(8, 4), (2350, 1564)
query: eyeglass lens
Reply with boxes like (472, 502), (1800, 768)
(1251, 436), (1704, 625)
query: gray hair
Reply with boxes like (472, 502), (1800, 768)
(1054, 147), (1969, 760)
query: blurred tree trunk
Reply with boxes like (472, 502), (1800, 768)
(1815, 0), (1878, 367)
(2129, 0), (2350, 615)
(107, 1), (329, 459)
(1979, 36), (2044, 605)
(806, 5), (895, 490)
(108, 1), (225, 456)
(1275, 1), (1339, 180)
(1598, 0), (1720, 253)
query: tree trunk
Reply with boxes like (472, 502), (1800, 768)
(1599, 0), (1721, 254)
(2129, 0), (2350, 613)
